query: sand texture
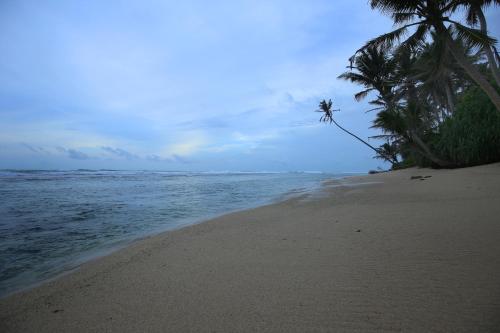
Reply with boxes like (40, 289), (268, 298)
(1, 163), (500, 332)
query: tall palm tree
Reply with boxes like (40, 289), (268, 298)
(396, 48), (456, 167)
(453, 0), (500, 86)
(379, 47), (452, 167)
(338, 45), (450, 166)
(338, 46), (396, 106)
(316, 99), (399, 165)
(371, 99), (451, 167)
(412, 36), (473, 116)
(364, 0), (500, 111)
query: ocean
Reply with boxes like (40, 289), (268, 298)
(0, 170), (351, 297)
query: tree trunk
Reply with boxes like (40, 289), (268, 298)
(476, 6), (500, 87)
(431, 91), (447, 122)
(331, 118), (398, 165)
(439, 25), (500, 112)
(445, 82), (455, 114)
(411, 131), (451, 167)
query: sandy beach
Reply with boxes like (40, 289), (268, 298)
(1, 163), (500, 332)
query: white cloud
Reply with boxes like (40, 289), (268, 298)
(0, 121), (118, 148)
(3, 0), (458, 171)
(163, 131), (208, 157)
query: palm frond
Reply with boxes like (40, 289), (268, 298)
(354, 88), (374, 101)
(392, 12), (418, 24)
(337, 72), (370, 86)
(465, 7), (479, 26)
(363, 25), (409, 50)
(360, 21), (425, 51)
(398, 24), (429, 52)
(451, 22), (497, 49)
(370, 0), (421, 15)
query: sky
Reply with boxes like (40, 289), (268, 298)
(1, 1), (499, 172)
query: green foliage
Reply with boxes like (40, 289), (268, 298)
(317, 1), (500, 170)
(391, 156), (417, 170)
(434, 86), (500, 166)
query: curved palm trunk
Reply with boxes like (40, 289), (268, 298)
(331, 118), (398, 165)
(441, 28), (500, 112)
(476, 6), (500, 87)
(403, 82), (450, 166)
(410, 131), (451, 167)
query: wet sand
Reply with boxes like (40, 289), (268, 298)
(1, 163), (500, 332)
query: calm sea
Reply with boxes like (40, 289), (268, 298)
(0, 170), (351, 297)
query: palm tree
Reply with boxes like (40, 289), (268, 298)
(371, 99), (451, 167)
(338, 45), (450, 166)
(400, 47), (454, 167)
(374, 142), (400, 164)
(411, 36), (474, 116)
(453, 0), (500, 86)
(338, 46), (396, 106)
(316, 99), (399, 165)
(364, 0), (500, 111)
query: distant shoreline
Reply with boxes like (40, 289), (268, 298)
(2, 163), (500, 332)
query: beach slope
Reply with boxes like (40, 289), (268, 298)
(1, 163), (500, 332)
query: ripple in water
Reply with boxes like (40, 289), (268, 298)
(0, 170), (348, 296)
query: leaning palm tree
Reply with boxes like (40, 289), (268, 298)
(363, 0), (500, 111)
(371, 100), (451, 167)
(453, 0), (500, 86)
(337, 44), (449, 166)
(316, 99), (399, 165)
(374, 46), (453, 167)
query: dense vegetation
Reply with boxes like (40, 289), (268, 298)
(318, 0), (500, 168)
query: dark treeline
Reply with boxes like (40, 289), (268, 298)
(318, 0), (500, 169)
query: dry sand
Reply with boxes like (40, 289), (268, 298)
(1, 163), (500, 332)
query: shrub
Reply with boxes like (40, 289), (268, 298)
(434, 85), (500, 167)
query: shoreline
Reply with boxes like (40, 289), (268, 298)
(2, 163), (500, 331)
(0, 172), (344, 299)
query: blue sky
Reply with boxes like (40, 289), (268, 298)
(1, 1), (499, 172)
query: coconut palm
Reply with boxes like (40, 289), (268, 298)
(412, 35), (475, 116)
(338, 46), (396, 106)
(338, 43), (450, 166)
(452, 0), (500, 86)
(371, 98), (451, 167)
(374, 141), (400, 164)
(316, 99), (399, 165)
(364, 0), (500, 111)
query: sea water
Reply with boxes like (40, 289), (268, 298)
(0, 170), (350, 297)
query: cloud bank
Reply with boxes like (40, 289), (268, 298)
(1, 1), (498, 171)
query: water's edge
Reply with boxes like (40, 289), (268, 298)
(0, 172), (364, 298)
